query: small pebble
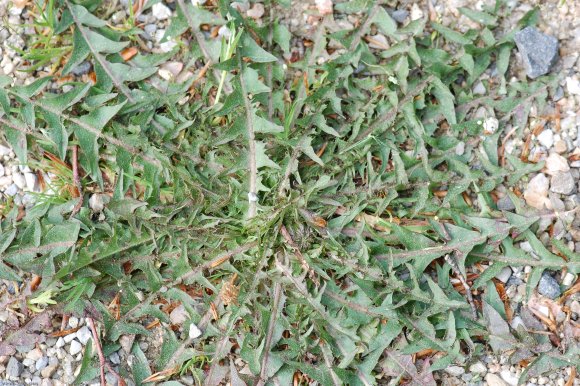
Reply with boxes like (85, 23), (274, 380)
(152, 2), (172, 20)
(524, 173), (549, 209)
(469, 361), (487, 374)
(537, 130), (554, 148)
(445, 366), (465, 376)
(35, 356), (48, 371)
(6, 357), (23, 378)
(486, 373), (508, 386)
(566, 76), (580, 95)
(500, 369), (519, 386)
(69, 340), (83, 356)
(550, 172), (575, 194)
(495, 267), (513, 283)
(538, 273), (561, 299)
(562, 272), (575, 286)
(76, 326), (92, 345)
(247, 2), (265, 19)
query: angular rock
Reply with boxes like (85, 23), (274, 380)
(500, 369), (519, 386)
(152, 3), (172, 20)
(6, 357), (23, 378)
(486, 373), (508, 386)
(35, 356), (48, 371)
(469, 361), (487, 374)
(76, 326), (92, 345)
(41, 364), (57, 378)
(524, 173), (549, 209)
(5, 184), (18, 196)
(71, 61), (92, 76)
(495, 266), (512, 283)
(538, 272), (561, 299)
(537, 129), (554, 148)
(170, 304), (188, 325)
(566, 76), (580, 95)
(497, 196), (515, 211)
(445, 366), (465, 376)
(69, 339), (83, 356)
(391, 9), (409, 23)
(247, 2), (265, 18)
(550, 172), (575, 195)
(545, 153), (570, 175)
(514, 26), (559, 79)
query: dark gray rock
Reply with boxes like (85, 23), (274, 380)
(391, 9), (409, 23)
(71, 61), (92, 76)
(538, 272), (561, 299)
(514, 26), (559, 79)
(6, 357), (23, 379)
(497, 195), (515, 211)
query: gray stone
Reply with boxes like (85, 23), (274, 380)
(469, 361), (487, 374)
(109, 352), (121, 365)
(538, 272), (561, 299)
(445, 366), (465, 376)
(35, 356), (48, 371)
(71, 61), (91, 76)
(497, 196), (515, 211)
(6, 357), (23, 378)
(390, 9), (409, 23)
(0, 381), (25, 386)
(5, 183), (19, 196)
(550, 172), (575, 195)
(76, 326), (92, 345)
(514, 27), (559, 79)
(495, 267), (513, 283)
(143, 24), (157, 40)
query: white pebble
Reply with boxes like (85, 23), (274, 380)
(68, 316), (79, 328)
(55, 337), (65, 348)
(537, 129), (554, 148)
(500, 369), (519, 386)
(0, 175), (12, 187)
(76, 326), (92, 345)
(69, 340), (83, 356)
(189, 323), (202, 339)
(24, 172), (37, 191)
(566, 76), (580, 95)
(0, 145), (11, 156)
(5, 184), (18, 196)
(483, 117), (499, 133)
(562, 272), (576, 286)
(12, 172), (25, 189)
(152, 3), (172, 20)
(63, 333), (77, 343)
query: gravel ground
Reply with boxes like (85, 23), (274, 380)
(1, 0), (580, 385)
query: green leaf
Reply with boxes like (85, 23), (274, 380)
(73, 340), (98, 385)
(373, 7), (397, 36)
(132, 343), (152, 385)
(241, 35), (277, 63)
(255, 141), (280, 169)
(431, 78), (457, 125)
(431, 22), (472, 45)
(254, 114), (283, 133)
(243, 67), (270, 95)
(68, 3), (107, 27)
(458, 7), (497, 26)
(62, 28), (90, 75)
(273, 23), (291, 53)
